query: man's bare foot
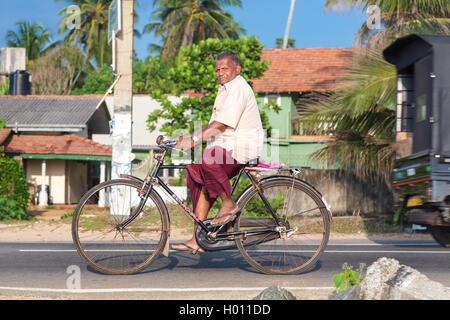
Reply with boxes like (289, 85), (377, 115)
(171, 240), (205, 254)
(210, 204), (240, 226)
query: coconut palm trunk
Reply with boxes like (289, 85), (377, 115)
(283, 0), (296, 49)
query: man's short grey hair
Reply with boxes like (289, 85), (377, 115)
(215, 50), (240, 66)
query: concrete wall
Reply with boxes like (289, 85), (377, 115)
(299, 169), (393, 216)
(26, 159), (89, 205)
(1, 48), (26, 74)
(92, 95), (182, 149)
(26, 159), (66, 204)
(67, 160), (88, 204)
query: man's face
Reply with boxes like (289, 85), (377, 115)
(215, 56), (241, 85)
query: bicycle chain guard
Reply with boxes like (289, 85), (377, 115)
(195, 219), (237, 252)
(195, 218), (281, 252)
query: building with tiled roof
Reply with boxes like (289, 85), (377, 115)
(0, 95), (112, 205)
(253, 47), (353, 93)
(3, 133), (112, 158)
(0, 94), (186, 205)
(0, 95), (110, 135)
(0, 128), (11, 145)
(252, 47), (353, 169)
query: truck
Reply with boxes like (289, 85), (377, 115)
(383, 34), (450, 247)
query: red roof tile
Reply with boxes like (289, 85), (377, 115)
(4, 133), (112, 156)
(0, 129), (12, 145)
(252, 48), (353, 93)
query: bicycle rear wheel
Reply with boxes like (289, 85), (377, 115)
(72, 179), (169, 275)
(234, 177), (331, 275)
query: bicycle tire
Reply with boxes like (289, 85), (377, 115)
(72, 179), (169, 275)
(234, 176), (331, 275)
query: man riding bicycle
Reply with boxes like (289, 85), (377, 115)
(172, 50), (264, 254)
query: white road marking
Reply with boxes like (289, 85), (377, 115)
(0, 286), (334, 294)
(19, 248), (449, 254)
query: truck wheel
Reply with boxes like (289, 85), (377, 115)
(431, 227), (450, 248)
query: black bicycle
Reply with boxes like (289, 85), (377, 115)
(72, 136), (332, 275)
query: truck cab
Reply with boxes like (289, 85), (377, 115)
(383, 34), (450, 247)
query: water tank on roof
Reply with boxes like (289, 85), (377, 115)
(9, 70), (31, 95)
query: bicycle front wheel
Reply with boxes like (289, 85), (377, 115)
(235, 177), (331, 275)
(72, 179), (169, 275)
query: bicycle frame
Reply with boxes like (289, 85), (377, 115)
(121, 147), (283, 239)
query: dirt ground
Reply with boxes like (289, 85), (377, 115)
(0, 206), (434, 242)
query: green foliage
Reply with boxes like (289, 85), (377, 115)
(262, 100), (283, 137)
(0, 79), (9, 95)
(133, 56), (181, 95)
(301, 51), (397, 180)
(147, 36), (270, 137)
(230, 177), (284, 218)
(275, 38), (295, 48)
(0, 197), (30, 221)
(73, 64), (113, 95)
(263, 100), (282, 114)
(325, 0), (450, 48)
(6, 21), (52, 66)
(60, 211), (74, 221)
(244, 193), (284, 218)
(31, 43), (90, 95)
(332, 262), (366, 294)
(393, 206), (409, 226)
(143, 0), (244, 62)
(74, 56), (181, 95)
(56, 0), (112, 69)
(0, 154), (31, 221)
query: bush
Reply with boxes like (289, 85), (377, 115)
(0, 197), (30, 221)
(0, 78), (9, 95)
(73, 64), (113, 95)
(332, 263), (366, 294)
(0, 154), (31, 220)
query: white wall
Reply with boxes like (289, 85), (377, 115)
(92, 95), (182, 148)
(26, 159), (66, 204)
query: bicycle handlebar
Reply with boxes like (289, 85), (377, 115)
(156, 135), (177, 149)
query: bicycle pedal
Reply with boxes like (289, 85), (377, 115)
(286, 227), (298, 238)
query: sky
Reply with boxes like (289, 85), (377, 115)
(0, 0), (367, 61)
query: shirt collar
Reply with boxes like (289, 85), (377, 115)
(219, 75), (241, 92)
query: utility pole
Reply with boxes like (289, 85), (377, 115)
(283, 0), (296, 49)
(111, 0), (134, 215)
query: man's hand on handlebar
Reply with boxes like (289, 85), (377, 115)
(174, 135), (195, 151)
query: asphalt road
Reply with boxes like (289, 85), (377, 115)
(0, 238), (449, 300)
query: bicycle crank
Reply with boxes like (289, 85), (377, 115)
(278, 226), (298, 240)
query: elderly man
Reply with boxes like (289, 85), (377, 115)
(172, 50), (263, 254)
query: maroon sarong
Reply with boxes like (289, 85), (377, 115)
(186, 146), (242, 212)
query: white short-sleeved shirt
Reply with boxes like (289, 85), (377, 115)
(207, 75), (263, 164)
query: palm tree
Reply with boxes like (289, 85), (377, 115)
(325, 0), (450, 49)
(276, 38), (295, 48)
(56, 0), (112, 69)
(6, 21), (52, 67)
(282, 0), (296, 49)
(300, 0), (450, 180)
(143, 0), (244, 62)
(56, 0), (142, 69)
(301, 51), (397, 180)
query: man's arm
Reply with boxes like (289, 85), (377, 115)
(175, 121), (229, 150)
